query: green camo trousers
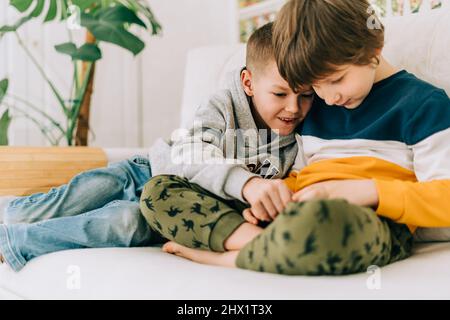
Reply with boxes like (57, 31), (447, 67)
(140, 175), (414, 275)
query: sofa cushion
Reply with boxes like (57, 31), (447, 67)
(382, 8), (450, 96)
(1, 243), (450, 299)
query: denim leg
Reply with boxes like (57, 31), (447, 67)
(0, 200), (165, 272)
(4, 155), (151, 225)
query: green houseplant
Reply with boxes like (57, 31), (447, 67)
(0, 0), (161, 146)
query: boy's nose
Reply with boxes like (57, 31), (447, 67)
(285, 97), (300, 113)
(325, 93), (341, 106)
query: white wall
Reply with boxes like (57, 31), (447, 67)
(0, 0), (237, 147)
(1, 4), (72, 147)
(139, 0), (238, 148)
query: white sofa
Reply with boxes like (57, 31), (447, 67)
(1, 8), (450, 300)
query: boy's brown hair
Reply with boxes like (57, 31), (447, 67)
(273, 0), (384, 90)
(246, 22), (274, 76)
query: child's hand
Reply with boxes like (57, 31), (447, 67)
(292, 180), (379, 207)
(242, 177), (292, 221)
(242, 208), (259, 225)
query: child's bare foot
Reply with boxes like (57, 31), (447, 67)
(162, 241), (239, 268)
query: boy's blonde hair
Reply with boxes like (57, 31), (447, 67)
(273, 0), (385, 89)
(246, 22), (274, 76)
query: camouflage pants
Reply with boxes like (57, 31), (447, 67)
(140, 175), (414, 275)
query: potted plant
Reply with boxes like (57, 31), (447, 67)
(0, 0), (162, 146)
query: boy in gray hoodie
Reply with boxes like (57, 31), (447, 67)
(140, 23), (314, 258)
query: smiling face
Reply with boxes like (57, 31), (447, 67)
(312, 63), (378, 109)
(242, 60), (314, 136)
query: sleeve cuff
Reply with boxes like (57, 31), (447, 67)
(209, 212), (246, 252)
(374, 179), (407, 222)
(283, 171), (298, 192)
(223, 166), (259, 203)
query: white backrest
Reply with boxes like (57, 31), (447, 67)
(180, 7), (450, 127)
(382, 8), (450, 95)
(180, 44), (245, 128)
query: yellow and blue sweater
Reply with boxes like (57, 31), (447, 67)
(284, 70), (450, 233)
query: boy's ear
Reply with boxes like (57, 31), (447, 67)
(375, 47), (383, 57)
(241, 69), (254, 96)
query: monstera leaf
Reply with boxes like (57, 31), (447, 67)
(55, 42), (102, 61)
(9, 0), (96, 21)
(9, 0), (63, 21)
(0, 79), (11, 146)
(80, 6), (146, 55)
(0, 79), (7, 106)
(0, 16), (31, 35)
(0, 109), (11, 146)
(6, 0), (160, 30)
(0, 1), (162, 146)
(1, 0), (161, 55)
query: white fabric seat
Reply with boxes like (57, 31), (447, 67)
(0, 243), (449, 300)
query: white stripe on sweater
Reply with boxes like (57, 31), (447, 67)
(293, 126), (450, 182)
(299, 135), (413, 171)
(411, 127), (450, 181)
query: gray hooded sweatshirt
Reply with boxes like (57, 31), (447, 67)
(148, 68), (298, 203)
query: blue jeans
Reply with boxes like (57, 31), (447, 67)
(0, 155), (165, 272)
